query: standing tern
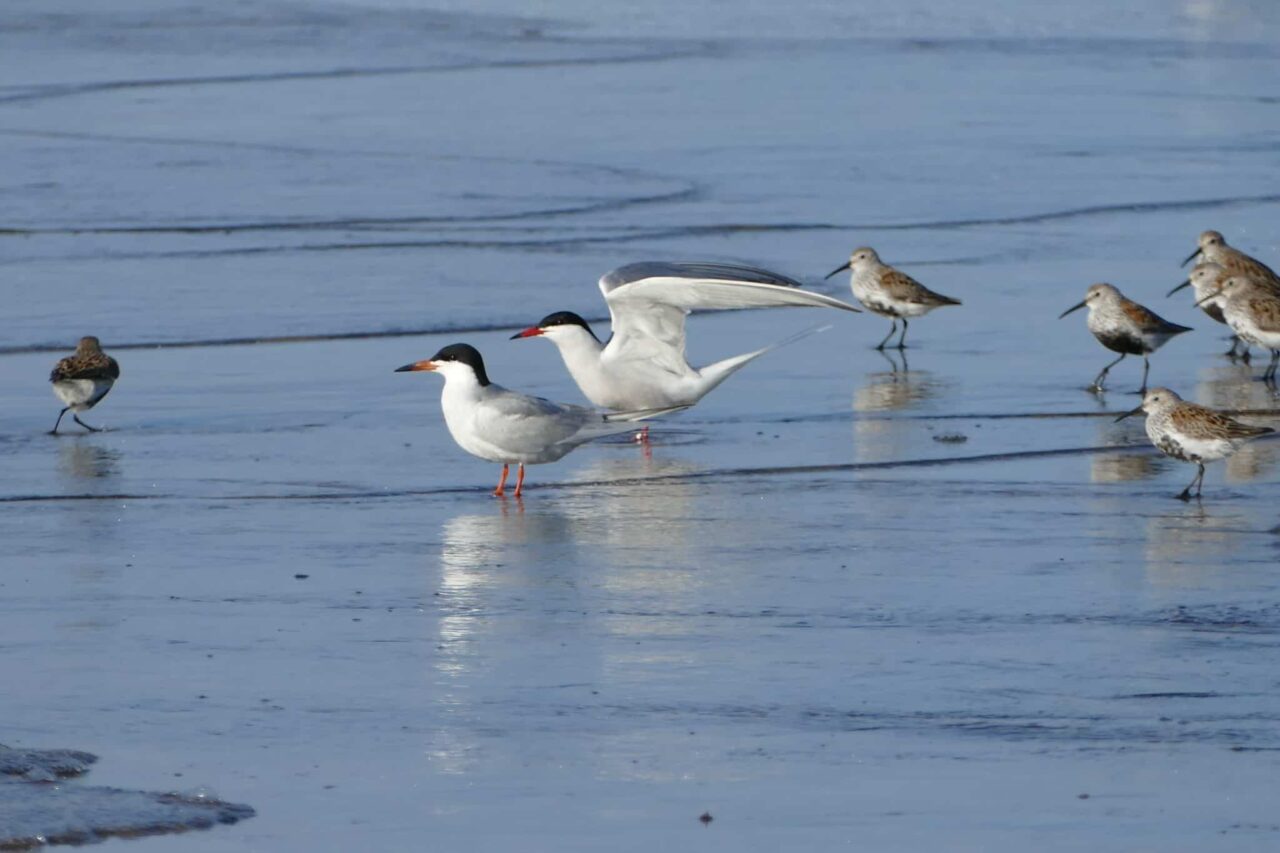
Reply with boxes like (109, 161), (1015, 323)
(49, 336), (120, 434)
(395, 343), (684, 497)
(510, 261), (860, 412)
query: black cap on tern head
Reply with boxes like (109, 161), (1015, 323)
(511, 310), (600, 342)
(539, 311), (595, 333)
(429, 343), (490, 385)
(395, 343), (489, 384)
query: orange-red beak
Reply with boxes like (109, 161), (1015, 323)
(394, 360), (437, 372)
(510, 327), (544, 340)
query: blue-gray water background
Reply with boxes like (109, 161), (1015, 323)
(3, 1), (1280, 849)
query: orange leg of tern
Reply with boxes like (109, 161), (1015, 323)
(513, 463), (526, 498)
(493, 463), (509, 497)
(634, 425), (650, 445)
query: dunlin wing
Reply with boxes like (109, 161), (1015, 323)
(1170, 403), (1274, 441)
(50, 353), (120, 383)
(878, 268), (961, 307)
(1222, 251), (1280, 288)
(1242, 293), (1280, 333)
(1119, 298), (1191, 335)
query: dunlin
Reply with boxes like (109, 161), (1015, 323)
(1202, 276), (1280, 382)
(395, 344), (684, 497)
(1060, 284), (1191, 393)
(1181, 230), (1280, 287)
(1116, 387), (1273, 500)
(824, 247), (961, 349)
(1167, 262), (1251, 360)
(48, 336), (120, 434)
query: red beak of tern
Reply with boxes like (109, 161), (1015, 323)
(510, 327), (545, 340)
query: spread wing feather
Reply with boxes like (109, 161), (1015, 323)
(598, 262), (859, 374)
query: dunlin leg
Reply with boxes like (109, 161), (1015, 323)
(875, 321), (898, 351)
(895, 319), (909, 350)
(72, 414), (102, 432)
(1090, 353), (1126, 392)
(1265, 350), (1280, 383)
(493, 463), (510, 497)
(513, 463), (526, 498)
(49, 407), (70, 435)
(1177, 463), (1205, 502)
(1139, 356), (1150, 395)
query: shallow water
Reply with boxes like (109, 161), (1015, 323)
(3, 1), (1280, 850)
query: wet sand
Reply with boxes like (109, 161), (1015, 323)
(3, 0), (1280, 849)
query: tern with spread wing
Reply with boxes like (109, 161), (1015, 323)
(396, 343), (684, 497)
(511, 262), (860, 412)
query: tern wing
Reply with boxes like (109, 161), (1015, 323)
(475, 389), (591, 451)
(475, 388), (680, 451)
(598, 261), (859, 374)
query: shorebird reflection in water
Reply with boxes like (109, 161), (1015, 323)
(1060, 283), (1192, 394)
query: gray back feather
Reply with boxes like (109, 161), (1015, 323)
(600, 262), (804, 294)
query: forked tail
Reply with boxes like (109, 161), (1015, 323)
(568, 403), (690, 445)
(695, 324), (832, 398)
(603, 404), (693, 423)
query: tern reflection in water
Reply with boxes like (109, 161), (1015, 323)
(430, 507), (588, 774)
